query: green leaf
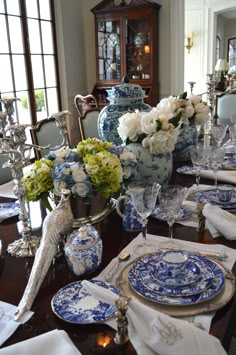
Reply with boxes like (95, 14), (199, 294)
(169, 112), (182, 127)
(156, 120), (162, 131)
(179, 91), (188, 100)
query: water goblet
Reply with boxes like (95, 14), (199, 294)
(208, 147), (225, 191)
(128, 181), (161, 243)
(189, 145), (209, 192)
(229, 126), (236, 159)
(212, 124), (228, 147)
(158, 185), (187, 246)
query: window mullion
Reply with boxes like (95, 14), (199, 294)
(19, 0), (37, 126)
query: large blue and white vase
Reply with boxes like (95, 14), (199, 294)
(173, 122), (197, 161)
(125, 143), (173, 186)
(98, 81), (151, 145)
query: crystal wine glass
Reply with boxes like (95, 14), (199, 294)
(158, 185), (187, 246)
(212, 125), (228, 148)
(208, 147), (225, 190)
(129, 181), (161, 242)
(190, 145), (209, 192)
(229, 126), (236, 160)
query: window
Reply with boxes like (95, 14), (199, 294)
(228, 37), (236, 71)
(0, 0), (61, 125)
(215, 35), (220, 64)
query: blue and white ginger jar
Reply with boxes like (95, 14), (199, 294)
(173, 122), (197, 161)
(64, 224), (102, 276)
(98, 82), (151, 145)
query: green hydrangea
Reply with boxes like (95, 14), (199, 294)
(84, 151), (123, 198)
(77, 138), (112, 158)
(22, 159), (54, 201)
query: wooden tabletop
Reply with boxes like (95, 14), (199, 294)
(1, 167), (236, 354)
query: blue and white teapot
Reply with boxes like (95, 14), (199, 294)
(64, 224), (102, 276)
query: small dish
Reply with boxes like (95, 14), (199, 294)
(0, 202), (20, 222)
(51, 279), (121, 324)
(152, 207), (192, 221)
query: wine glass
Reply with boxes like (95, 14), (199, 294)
(208, 147), (225, 190)
(158, 185), (187, 245)
(189, 145), (209, 192)
(229, 126), (236, 159)
(129, 181), (161, 242)
(212, 125), (228, 147)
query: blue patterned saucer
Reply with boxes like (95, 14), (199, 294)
(131, 254), (214, 297)
(128, 252), (225, 306)
(51, 279), (121, 324)
(0, 202), (20, 222)
(194, 188), (236, 210)
(152, 207), (192, 221)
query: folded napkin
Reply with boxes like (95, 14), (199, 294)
(203, 203), (236, 239)
(178, 166), (236, 185)
(0, 329), (82, 355)
(0, 301), (33, 347)
(0, 181), (15, 199)
(82, 280), (226, 355)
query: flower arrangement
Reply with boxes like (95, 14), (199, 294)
(22, 138), (138, 205)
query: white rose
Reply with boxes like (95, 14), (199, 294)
(120, 150), (137, 161)
(195, 102), (209, 114)
(194, 112), (209, 125)
(71, 165), (87, 182)
(156, 96), (178, 115)
(72, 182), (90, 198)
(185, 104), (195, 118)
(141, 110), (159, 134)
(53, 180), (67, 196)
(189, 95), (201, 105)
(117, 111), (142, 141)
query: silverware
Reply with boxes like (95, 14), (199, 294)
(105, 251), (130, 282)
(159, 248), (228, 261)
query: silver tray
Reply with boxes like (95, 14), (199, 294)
(116, 256), (235, 317)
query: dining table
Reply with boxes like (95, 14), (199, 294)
(0, 163), (236, 355)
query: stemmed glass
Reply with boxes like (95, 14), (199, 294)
(212, 125), (228, 147)
(208, 147), (225, 190)
(229, 126), (236, 160)
(158, 185), (187, 246)
(129, 181), (161, 242)
(189, 145), (209, 192)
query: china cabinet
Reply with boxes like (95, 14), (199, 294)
(91, 0), (161, 107)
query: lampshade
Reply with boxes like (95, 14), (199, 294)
(215, 59), (229, 71)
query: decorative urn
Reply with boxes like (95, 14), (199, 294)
(64, 224), (103, 276)
(97, 75), (151, 145)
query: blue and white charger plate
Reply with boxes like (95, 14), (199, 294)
(51, 279), (121, 324)
(152, 207), (192, 221)
(193, 188), (236, 210)
(130, 253), (214, 297)
(128, 252), (225, 306)
(0, 202), (20, 222)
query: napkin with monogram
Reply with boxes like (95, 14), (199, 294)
(0, 301), (33, 347)
(0, 329), (81, 355)
(203, 203), (236, 239)
(81, 280), (226, 355)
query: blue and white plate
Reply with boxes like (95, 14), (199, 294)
(177, 165), (209, 174)
(128, 252), (225, 306)
(51, 279), (121, 324)
(222, 158), (236, 170)
(130, 253), (214, 297)
(0, 202), (20, 222)
(152, 207), (192, 221)
(193, 189), (236, 210)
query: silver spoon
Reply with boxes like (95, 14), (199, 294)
(105, 251), (130, 282)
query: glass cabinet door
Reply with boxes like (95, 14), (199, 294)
(97, 20), (121, 81)
(126, 17), (151, 80)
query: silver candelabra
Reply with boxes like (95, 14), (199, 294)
(0, 98), (71, 257)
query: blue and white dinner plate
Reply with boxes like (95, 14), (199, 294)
(193, 188), (236, 210)
(128, 252), (225, 306)
(130, 253), (214, 297)
(177, 165), (209, 174)
(51, 279), (121, 324)
(222, 158), (236, 170)
(152, 207), (192, 221)
(0, 202), (20, 222)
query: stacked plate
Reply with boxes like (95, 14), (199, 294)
(194, 188), (236, 210)
(127, 251), (225, 307)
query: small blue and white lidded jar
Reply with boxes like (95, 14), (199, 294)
(98, 75), (151, 145)
(64, 224), (102, 276)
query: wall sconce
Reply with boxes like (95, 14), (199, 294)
(185, 32), (194, 54)
(144, 44), (150, 54)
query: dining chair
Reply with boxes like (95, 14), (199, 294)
(0, 154), (13, 185)
(30, 117), (64, 159)
(214, 92), (236, 126)
(74, 94), (98, 118)
(77, 108), (100, 140)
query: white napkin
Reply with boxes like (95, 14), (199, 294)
(0, 181), (15, 199)
(0, 329), (82, 354)
(0, 301), (33, 347)
(203, 203), (236, 239)
(178, 167), (236, 185)
(82, 280), (226, 355)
